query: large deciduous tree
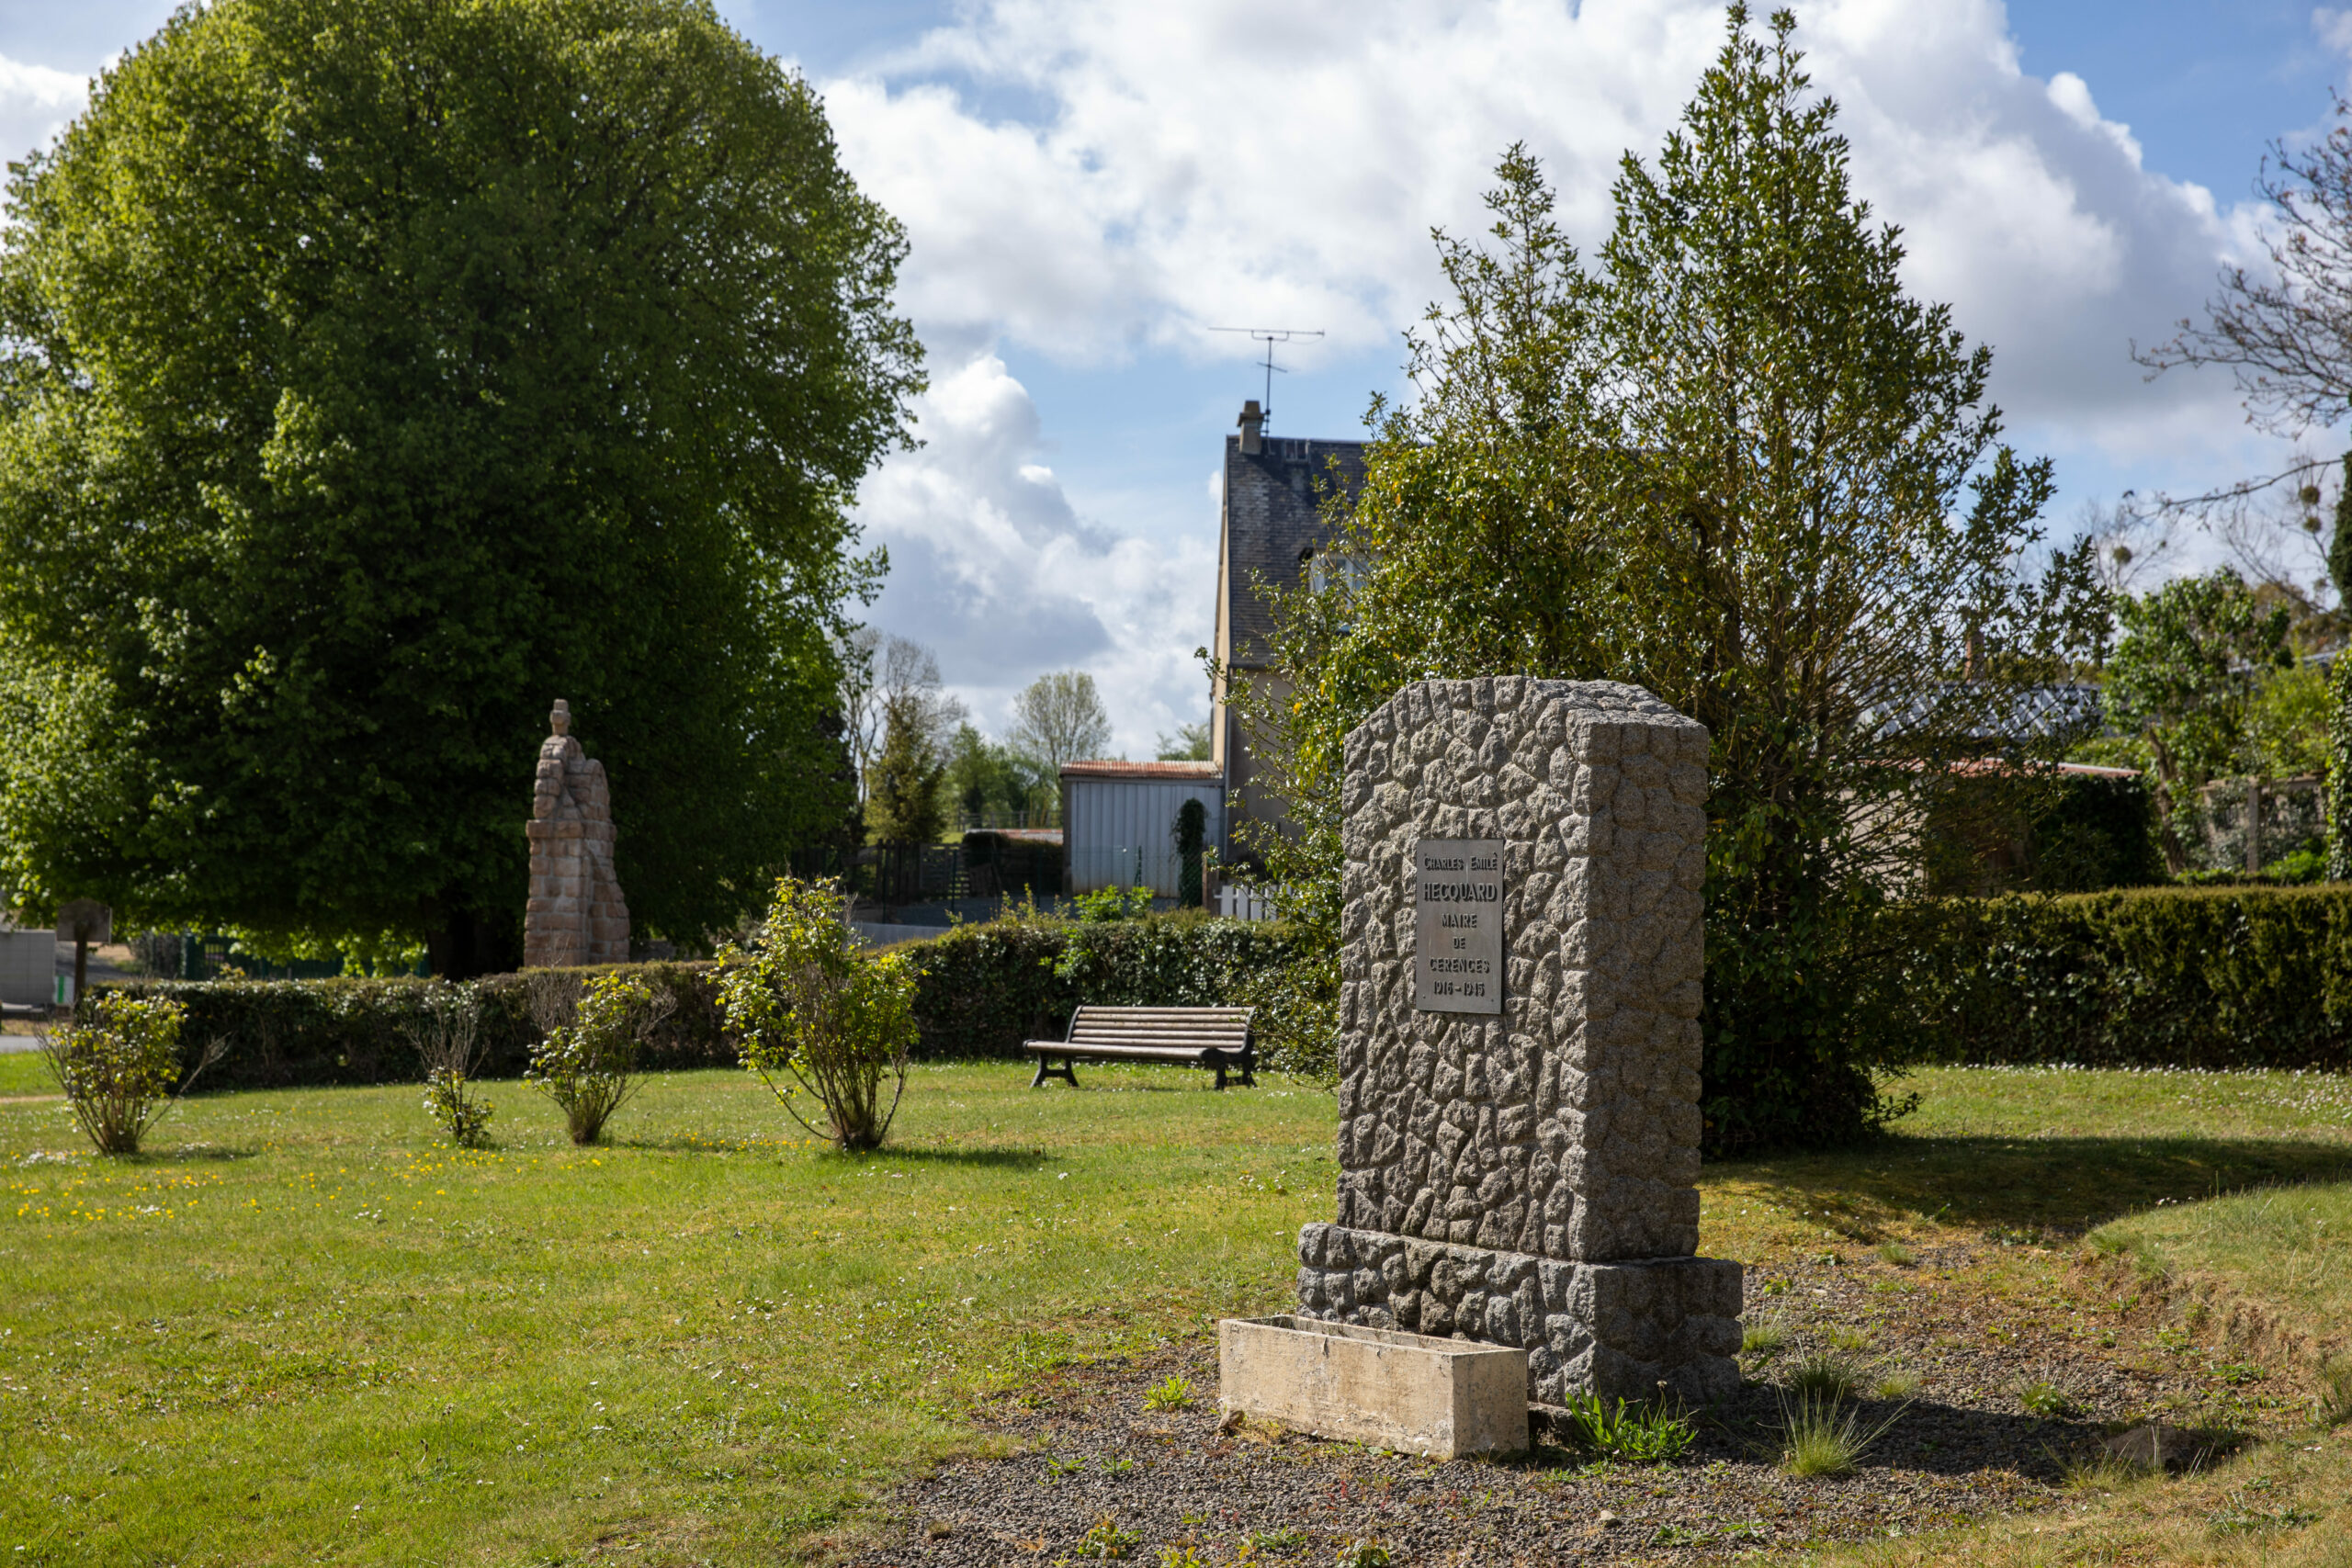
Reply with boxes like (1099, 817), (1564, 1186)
(1227, 6), (2098, 1150)
(0, 0), (920, 972)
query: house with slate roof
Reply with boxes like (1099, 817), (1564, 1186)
(1208, 400), (1368, 867)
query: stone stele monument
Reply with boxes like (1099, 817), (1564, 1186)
(1294, 677), (1742, 1404)
(524, 699), (630, 968)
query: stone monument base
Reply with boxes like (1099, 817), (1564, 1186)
(1294, 1223), (1743, 1404)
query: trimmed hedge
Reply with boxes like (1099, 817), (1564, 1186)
(144, 887), (2352, 1090)
(899, 912), (1299, 1061)
(111, 913), (1301, 1090)
(116, 962), (730, 1090)
(1891, 885), (2352, 1070)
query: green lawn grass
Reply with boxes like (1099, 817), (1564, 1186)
(1, 1064), (1334, 1564)
(5, 1059), (2351, 1564)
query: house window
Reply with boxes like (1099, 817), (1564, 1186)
(1303, 547), (1367, 597)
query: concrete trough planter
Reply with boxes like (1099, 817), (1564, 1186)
(1218, 1314), (1528, 1460)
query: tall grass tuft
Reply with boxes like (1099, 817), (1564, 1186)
(2320, 1357), (2352, 1427)
(1786, 1350), (1863, 1400)
(1779, 1391), (1903, 1479)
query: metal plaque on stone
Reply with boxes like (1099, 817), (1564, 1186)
(1412, 838), (1503, 1013)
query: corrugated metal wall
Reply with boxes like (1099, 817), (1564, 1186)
(1064, 777), (1226, 896)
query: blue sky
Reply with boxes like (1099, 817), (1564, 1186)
(5, 1), (2350, 752)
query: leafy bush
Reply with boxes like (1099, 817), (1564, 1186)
(96, 962), (728, 1089)
(525, 973), (673, 1145)
(1070, 885), (1155, 922)
(96, 914), (1298, 1089)
(1076, 1518), (1138, 1561)
(720, 878), (918, 1151)
(896, 910), (1299, 1065)
(1883, 886), (2352, 1069)
(410, 982), (492, 1147)
(40, 993), (213, 1155)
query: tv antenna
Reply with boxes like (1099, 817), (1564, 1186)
(1210, 326), (1324, 423)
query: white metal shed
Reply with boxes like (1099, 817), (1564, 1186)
(1059, 761), (1224, 897)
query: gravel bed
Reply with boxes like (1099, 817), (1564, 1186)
(845, 1248), (2263, 1565)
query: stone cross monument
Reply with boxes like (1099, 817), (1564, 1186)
(524, 699), (631, 969)
(1295, 678), (1742, 1404)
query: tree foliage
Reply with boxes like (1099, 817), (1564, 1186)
(0, 0), (919, 968)
(865, 693), (947, 845)
(1007, 671), (1114, 808)
(1225, 6), (2099, 1153)
(2103, 570), (2291, 871)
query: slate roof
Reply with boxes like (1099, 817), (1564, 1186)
(1222, 433), (1368, 670)
(1868, 682), (2107, 747)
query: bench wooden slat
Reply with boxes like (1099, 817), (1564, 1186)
(1025, 1043), (1222, 1062)
(1069, 1029), (1250, 1044)
(1024, 1005), (1258, 1090)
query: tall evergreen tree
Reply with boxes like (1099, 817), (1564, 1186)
(1227, 6), (2098, 1149)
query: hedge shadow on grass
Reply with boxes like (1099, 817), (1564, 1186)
(1721, 1134), (2352, 1241)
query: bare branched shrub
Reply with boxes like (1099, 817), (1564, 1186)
(526, 970), (585, 1036)
(408, 982), (492, 1148)
(525, 973), (673, 1145)
(40, 993), (221, 1155)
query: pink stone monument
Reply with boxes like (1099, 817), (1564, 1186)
(524, 699), (630, 968)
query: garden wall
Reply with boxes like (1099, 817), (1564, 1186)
(109, 914), (1300, 1090)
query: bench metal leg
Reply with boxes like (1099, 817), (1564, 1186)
(1238, 1043), (1256, 1088)
(1030, 1057), (1078, 1089)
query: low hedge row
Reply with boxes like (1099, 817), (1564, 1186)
(112, 913), (1301, 1090)
(119, 962), (731, 1090)
(1889, 885), (2352, 1070)
(124, 887), (2347, 1091)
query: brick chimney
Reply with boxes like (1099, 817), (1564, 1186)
(1238, 399), (1265, 455)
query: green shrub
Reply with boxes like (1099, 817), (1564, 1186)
(1141, 1374), (1195, 1412)
(526, 972), (671, 1145)
(97, 912), (1298, 1090)
(40, 993), (211, 1155)
(720, 878), (918, 1152)
(100, 961), (728, 1089)
(895, 910), (1300, 1064)
(1076, 1517), (1138, 1561)
(1883, 886), (2352, 1069)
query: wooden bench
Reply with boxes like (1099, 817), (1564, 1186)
(1024, 1006), (1258, 1090)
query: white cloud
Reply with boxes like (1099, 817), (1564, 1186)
(855, 353), (1217, 756)
(823, 0), (2290, 735)
(827, 0), (2251, 447)
(0, 53), (87, 166)
(2317, 6), (2352, 61)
